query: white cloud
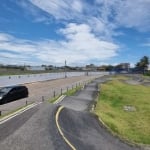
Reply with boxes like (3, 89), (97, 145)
(28, 0), (116, 39)
(28, 0), (150, 32)
(59, 23), (119, 61)
(141, 43), (150, 47)
(0, 33), (13, 41)
(72, 1), (82, 13)
(0, 23), (119, 65)
(141, 38), (150, 47)
(114, 0), (150, 31)
(96, 0), (150, 32)
(0, 34), (37, 54)
(29, 0), (83, 20)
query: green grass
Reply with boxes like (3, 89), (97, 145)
(64, 86), (82, 96)
(49, 95), (62, 103)
(49, 85), (83, 103)
(110, 75), (129, 80)
(144, 71), (150, 76)
(95, 77), (150, 144)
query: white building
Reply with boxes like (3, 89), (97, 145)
(148, 65), (150, 70)
(26, 66), (46, 71)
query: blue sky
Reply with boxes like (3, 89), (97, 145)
(0, 0), (150, 66)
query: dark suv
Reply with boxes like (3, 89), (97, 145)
(0, 85), (28, 105)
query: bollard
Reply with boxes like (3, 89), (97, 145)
(0, 111), (1, 116)
(61, 88), (62, 95)
(42, 96), (44, 102)
(26, 100), (28, 106)
(53, 91), (56, 98)
(67, 87), (68, 92)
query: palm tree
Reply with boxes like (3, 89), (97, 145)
(136, 56), (149, 74)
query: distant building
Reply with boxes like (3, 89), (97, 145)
(148, 65), (150, 71)
(26, 66), (46, 71)
(115, 63), (130, 73)
(97, 66), (106, 71)
(119, 63), (130, 71)
(85, 64), (97, 71)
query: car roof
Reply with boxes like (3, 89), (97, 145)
(0, 85), (26, 89)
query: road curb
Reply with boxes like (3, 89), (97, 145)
(55, 106), (77, 150)
(54, 95), (66, 104)
(0, 102), (41, 125)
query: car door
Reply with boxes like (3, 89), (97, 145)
(8, 88), (18, 102)
(17, 87), (24, 99)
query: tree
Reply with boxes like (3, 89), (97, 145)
(136, 56), (149, 74)
(105, 65), (114, 71)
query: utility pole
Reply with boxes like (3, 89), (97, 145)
(65, 60), (67, 78)
(23, 63), (26, 71)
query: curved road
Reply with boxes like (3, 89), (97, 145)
(0, 76), (145, 150)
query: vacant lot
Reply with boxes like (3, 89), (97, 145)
(95, 75), (150, 145)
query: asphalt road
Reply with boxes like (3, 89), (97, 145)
(0, 76), (145, 150)
(0, 103), (70, 150)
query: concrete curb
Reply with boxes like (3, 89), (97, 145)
(0, 102), (41, 125)
(55, 106), (77, 150)
(54, 95), (66, 104)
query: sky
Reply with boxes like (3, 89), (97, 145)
(0, 0), (150, 67)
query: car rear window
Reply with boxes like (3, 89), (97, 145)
(0, 87), (12, 93)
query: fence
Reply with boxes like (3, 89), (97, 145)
(0, 71), (108, 87)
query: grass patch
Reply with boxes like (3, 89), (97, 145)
(49, 85), (83, 103)
(95, 77), (150, 144)
(49, 95), (61, 103)
(111, 75), (129, 80)
(64, 86), (82, 96)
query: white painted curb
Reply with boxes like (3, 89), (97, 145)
(0, 102), (42, 125)
(54, 95), (66, 104)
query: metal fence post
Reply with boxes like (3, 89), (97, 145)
(0, 111), (1, 116)
(61, 88), (62, 95)
(26, 100), (28, 106)
(53, 91), (56, 98)
(42, 96), (44, 102)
